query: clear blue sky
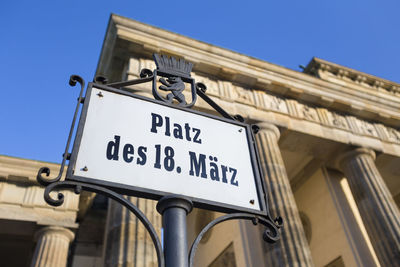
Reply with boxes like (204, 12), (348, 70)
(1, 0), (399, 163)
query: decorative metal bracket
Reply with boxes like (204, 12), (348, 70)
(37, 75), (85, 187)
(189, 213), (282, 266)
(37, 54), (282, 267)
(42, 179), (164, 266)
(36, 75), (167, 266)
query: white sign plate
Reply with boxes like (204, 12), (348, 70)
(70, 86), (261, 211)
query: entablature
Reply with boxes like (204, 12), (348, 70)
(122, 56), (400, 159)
(0, 155), (84, 228)
(98, 14), (400, 128)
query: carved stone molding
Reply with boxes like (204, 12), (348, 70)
(0, 156), (80, 228)
(304, 57), (400, 95)
(102, 15), (400, 129)
(126, 57), (400, 151)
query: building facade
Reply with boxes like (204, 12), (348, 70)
(0, 14), (399, 267)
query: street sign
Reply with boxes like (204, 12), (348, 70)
(67, 83), (265, 213)
(38, 55), (281, 267)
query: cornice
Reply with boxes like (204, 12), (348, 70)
(100, 14), (400, 127)
(304, 58), (400, 95)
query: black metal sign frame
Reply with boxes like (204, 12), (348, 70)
(67, 82), (267, 216)
(37, 54), (282, 267)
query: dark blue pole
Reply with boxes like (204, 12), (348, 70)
(157, 195), (193, 267)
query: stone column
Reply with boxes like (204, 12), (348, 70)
(103, 197), (161, 267)
(255, 123), (314, 267)
(30, 226), (75, 267)
(337, 148), (400, 267)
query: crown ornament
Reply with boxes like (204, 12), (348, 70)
(153, 54), (193, 78)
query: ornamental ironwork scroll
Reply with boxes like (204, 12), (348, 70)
(37, 54), (282, 267)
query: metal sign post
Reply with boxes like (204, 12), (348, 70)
(37, 54), (282, 267)
(157, 196), (192, 267)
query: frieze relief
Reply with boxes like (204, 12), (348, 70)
(230, 84), (256, 106)
(286, 100), (300, 118)
(297, 103), (319, 123)
(255, 91), (288, 114)
(315, 108), (330, 126)
(328, 112), (349, 130)
(191, 74), (220, 97)
(354, 118), (380, 138)
(217, 81), (234, 101)
(231, 83), (400, 145)
(126, 57), (400, 145)
(374, 124), (389, 141)
(386, 127), (400, 143)
(22, 186), (36, 207)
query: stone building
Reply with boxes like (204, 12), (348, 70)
(0, 14), (399, 267)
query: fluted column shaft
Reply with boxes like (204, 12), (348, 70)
(30, 226), (74, 267)
(256, 123), (314, 267)
(104, 197), (161, 267)
(338, 148), (400, 267)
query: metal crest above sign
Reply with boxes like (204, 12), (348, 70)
(152, 54), (197, 108)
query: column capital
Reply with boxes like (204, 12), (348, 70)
(258, 122), (280, 140)
(31, 226), (75, 267)
(336, 147), (376, 170)
(34, 226), (75, 242)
